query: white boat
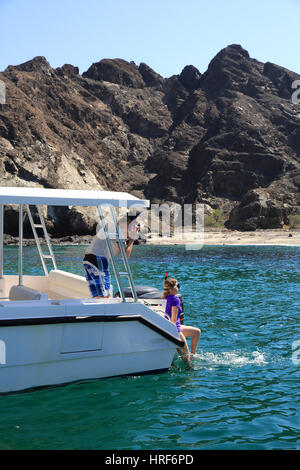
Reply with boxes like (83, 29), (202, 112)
(0, 187), (183, 393)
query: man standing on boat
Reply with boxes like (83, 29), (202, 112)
(83, 212), (140, 298)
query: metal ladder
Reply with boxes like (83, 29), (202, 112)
(26, 205), (57, 275)
(97, 205), (137, 302)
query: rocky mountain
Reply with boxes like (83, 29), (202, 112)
(0, 44), (299, 235)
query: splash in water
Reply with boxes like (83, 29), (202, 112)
(192, 350), (268, 368)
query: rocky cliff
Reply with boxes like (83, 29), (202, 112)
(0, 44), (299, 235)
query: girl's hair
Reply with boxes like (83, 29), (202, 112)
(162, 277), (178, 298)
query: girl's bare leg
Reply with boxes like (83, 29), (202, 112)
(177, 332), (192, 368)
(181, 325), (201, 355)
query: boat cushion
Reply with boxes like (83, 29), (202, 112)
(9, 285), (48, 301)
(48, 269), (91, 298)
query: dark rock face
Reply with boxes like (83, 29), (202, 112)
(179, 65), (201, 91)
(226, 189), (290, 230)
(138, 63), (164, 89)
(56, 64), (79, 77)
(83, 58), (145, 89)
(7, 56), (52, 74)
(0, 45), (300, 234)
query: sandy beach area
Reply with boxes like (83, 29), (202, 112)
(3, 229), (300, 247)
(146, 229), (300, 247)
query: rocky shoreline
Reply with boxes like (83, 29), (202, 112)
(3, 234), (94, 246)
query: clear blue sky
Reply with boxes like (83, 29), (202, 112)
(0, 0), (299, 77)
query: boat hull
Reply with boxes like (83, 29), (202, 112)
(0, 302), (181, 393)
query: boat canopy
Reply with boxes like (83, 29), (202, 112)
(0, 187), (149, 208)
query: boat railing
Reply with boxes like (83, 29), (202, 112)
(26, 204), (57, 275)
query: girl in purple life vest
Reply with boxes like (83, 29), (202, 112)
(163, 277), (201, 367)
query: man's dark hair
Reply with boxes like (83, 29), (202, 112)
(120, 212), (141, 224)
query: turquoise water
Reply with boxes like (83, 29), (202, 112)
(0, 244), (299, 450)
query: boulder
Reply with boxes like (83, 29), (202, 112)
(226, 189), (290, 230)
(179, 65), (201, 91)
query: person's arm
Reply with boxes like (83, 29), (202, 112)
(112, 243), (120, 257)
(171, 306), (179, 325)
(125, 238), (134, 258)
(114, 222), (138, 258)
(112, 238), (134, 258)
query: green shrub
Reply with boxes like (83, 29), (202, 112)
(288, 214), (300, 229)
(204, 208), (225, 228)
